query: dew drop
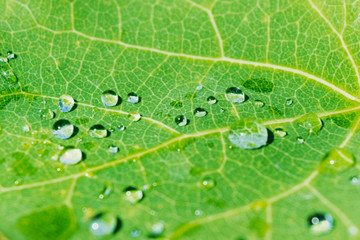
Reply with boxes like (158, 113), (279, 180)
(117, 124), (126, 131)
(59, 147), (82, 165)
(101, 90), (119, 107)
(7, 51), (16, 60)
(39, 108), (54, 120)
(131, 229), (141, 238)
(350, 175), (360, 185)
(53, 120), (74, 140)
(108, 145), (119, 154)
(308, 213), (334, 235)
(89, 125), (108, 138)
(319, 148), (355, 174)
(295, 113), (322, 134)
(14, 178), (23, 186)
(90, 213), (119, 237)
(175, 115), (188, 126)
(254, 100), (265, 108)
(59, 94), (75, 112)
(128, 111), (141, 122)
(123, 187), (144, 204)
(196, 85), (203, 90)
(194, 108), (207, 117)
(99, 182), (113, 199)
(0, 66), (17, 83)
(274, 128), (287, 137)
(127, 92), (140, 104)
(207, 96), (217, 104)
(297, 137), (304, 144)
(286, 99), (293, 105)
(201, 177), (216, 190)
(225, 87), (245, 103)
(228, 120), (268, 149)
(22, 125), (30, 133)
(194, 209), (203, 216)
(150, 222), (164, 237)
(0, 56), (8, 63)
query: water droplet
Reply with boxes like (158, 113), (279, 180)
(150, 222), (164, 238)
(108, 145), (119, 154)
(194, 108), (207, 117)
(53, 120), (74, 140)
(175, 115), (188, 126)
(286, 99), (293, 105)
(254, 100), (265, 108)
(196, 85), (203, 90)
(350, 175), (360, 185)
(128, 111), (141, 122)
(59, 95), (75, 112)
(0, 56), (8, 63)
(308, 213), (334, 235)
(207, 96), (217, 104)
(89, 125), (108, 138)
(22, 125), (30, 133)
(131, 229), (141, 238)
(0, 66), (17, 83)
(194, 209), (203, 216)
(201, 177), (216, 190)
(90, 213), (119, 237)
(99, 182), (113, 199)
(59, 147), (82, 165)
(123, 187), (144, 204)
(14, 178), (23, 185)
(7, 51), (16, 60)
(296, 113), (322, 134)
(228, 120), (268, 149)
(117, 124), (126, 131)
(39, 108), (54, 120)
(319, 148), (355, 174)
(274, 128), (287, 137)
(225, 87), (245, 103)
(127, 92), (140, 104)
(297, 137), (304, 144)
(101, 90), (119, 107)
(108, 127), (115, 132)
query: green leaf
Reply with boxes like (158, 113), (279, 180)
(1, 0), (360, 239)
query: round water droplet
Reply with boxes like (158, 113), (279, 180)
(196, 85), (203, 90)
(308, 213), (334, 235)
(207, 96), (217, 104)
(59, 147), (82, 165)
(0, 66), (17, 83)
(225, 87), (245, 103)
(194, 209), (203, 216)
(0, 56), (8, 63)
(59, 94), (75, 112)
(14, 178), (23, 185)
(150, 222), (164, 237)
(286, 99), (293, 105)
(7, 51), (16, 60)
(89, 125), (108, 138)
(319, 148), (355, 174)
(108, 145), (119, 154)
(296, 113), (322, 134)
(123, 187), (144, 204)
(53, 120), (74, 140)
(194, 108), (207, 117)
(175, 115), (188, 126)
(254, 100), (265, 108)
(201, 177), (216, 190)
(127, 92), (140, 104)
(274, 128), (287, 137)
(99, 182), (113, 199)
(39, 108), (54, 120)
(22, 125), (30, 133)
(101, 90), (119, 107)
(131, 229), (141, 238)
(297, 137), (304, 144)
(350, 175), (360, 185)
(228, 120), (268, 149)
(128, 111), (141, 122)
(117, 124), (126, 131)
(90, 213), (119, 237)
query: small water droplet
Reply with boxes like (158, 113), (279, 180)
(201, 177), (216, 190)
(350, 175), (360, 185)
(194, 209), (203, 216)
(296, 113), (322, 134)
(0, 56), (8, 63)
(207, 96), (217, 104)
(131, 229), (141, 238)
(123, 187), (144, 204)
(128, 111), (141, 122)
(99, 182), (113, 199)
(194, 108), (207, 117)
(101, 90), (119, 107)
(196, 85), (203, 90)
(150, 222), (164, 237)
(254, 100), (265, 108)
(274, 128), (287, 137)
(90, 213), (119, 237)
(108, 127), (115, 132)
(127, 92), (140, 104)
(225, 87), (245, 103)
(108, 145), (119, 154)
(14, 178), (23, 185)
(286, 99), (293, 105)
(228, 120), (268, 149)
(22, 125), (30, 133)
(297, 137), (304, 144)
(7, 51), (16, 60)
(319, 148), (355, 174)
(59, 147), (82, 165)
(175, 115), (188, 126)
(117, 124), (126, 131)
(308, 213), (334, 235)
(0, 66), (17, 83)
(39, 108), (54, 120)
(59, 94), (75, 112)
(89, 125), (108, 138)
(53, 120), (74, 139)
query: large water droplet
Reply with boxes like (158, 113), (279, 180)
(53, 120), (74, 140)
(59, 147), (82, 165)
(274, 128), (287, 137)
(228, 120), (268, 149)
(0, 66), (17, 83)
(319, 148), (355, 174)
(201, 177), (216, 190)
(108, 145), (119, 154)
(99, 182), (113, 199)
(89, 125), (108, 138)
(308, 213), (334, 235)
(127, 92), (140, 104)
(128, 111), (141, 122)
(207, 96), (217, 105)
(101, 90), (119, 107)
(90, 213), (119, 237)
(175, 115), (188, 126)
(39, 109), (54, 120)
(296, 113), (322, 134)
(59, 95), (75, 112)
(123, 187), (144, 204)
(194, 108), (207, 117)
(225, 87), (245, 103)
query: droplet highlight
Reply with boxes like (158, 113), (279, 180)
(308, 213), (334, 236)
(99, 182), (113, 199)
